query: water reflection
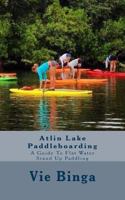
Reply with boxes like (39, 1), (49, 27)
(38, 100), (50, 130)
(36, 97), (93, 130)
(1, 70), (125, 130)
(8, 94), (93, 130)
(84, 78), (125, 130)
(37, 98), (57, 130)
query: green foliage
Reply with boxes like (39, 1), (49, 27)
(18, 16), (56, 62)
(43, 1), (96, 59)
(0, 15), (11, 58)
(98, 17), (125, 60)
(0, 0), (125, 64)
(32, 48), (56, 63)
(62, 0), (125, 29)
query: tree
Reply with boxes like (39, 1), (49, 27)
(1, 0), (125, 65)
(42, 0), (96, 59)
(60, 0), (125, 29)
(0, 14), (11, 58)
(97, 17), (125, 61)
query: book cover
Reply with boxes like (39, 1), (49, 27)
(0, 0), (125, 199)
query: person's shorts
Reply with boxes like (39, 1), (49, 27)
(58, 59), (67, 67)
(37, 71), (47, 81)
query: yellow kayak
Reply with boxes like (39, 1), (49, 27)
(9, 88), (92, 97)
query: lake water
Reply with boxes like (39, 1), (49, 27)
(0, 70), (125, 130)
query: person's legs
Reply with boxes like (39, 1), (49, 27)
(59, 58), (64, 79)
(77, 68), (81, 79)
(72, 67), (76, 79)
(60, 59), (63, 69)
(37, 72), (43, 89)
(110, 61), (113, 72)
(70, 67), (75, 79)
(37, 63), (49, 90)
(69, 66), (72, 78)
(110, 61), (116, 72)
(38, 71), (47, 90)
(113, 61), (117, 72)
(105, 60), (109, 69)
(42, 72), (48, 90)
(39, 80), (43, 89)
(112, 61), (115, 72)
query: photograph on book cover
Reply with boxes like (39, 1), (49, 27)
(0, 1), (125, 200)
(0, 1), (125, 131)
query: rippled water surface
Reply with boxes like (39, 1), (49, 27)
(0, 70), (125, 130)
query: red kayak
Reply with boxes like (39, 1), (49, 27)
(56, 68), (88, 74)
(0, 73), (17, 77)
(56, 68), (125, 77)
(87, 69), (125, 78)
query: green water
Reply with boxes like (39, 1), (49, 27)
(0, 71), (125, 130)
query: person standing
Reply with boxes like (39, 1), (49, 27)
(105, 54), (112, 69)
(59, 53), (71, 79)
(32, 60), (58, 90)
(109, 55), (118, 72)
(68, 58), (82, 79)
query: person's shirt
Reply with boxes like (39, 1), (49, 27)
(105, 55), (112, 63)
(105, 57), (109, 63)
(68, 58), (80, 68)
(60, 53), (67, 60)
(37, 62), (49, 73)
(109, 55), (117, 61)
(49, 60), (58, 67)
(59, 53), (71, 62)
